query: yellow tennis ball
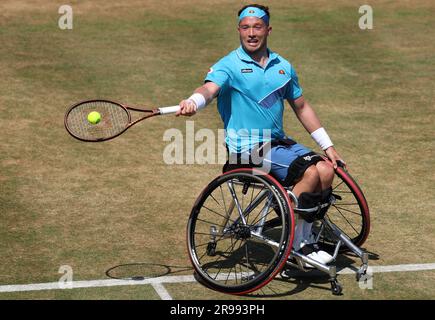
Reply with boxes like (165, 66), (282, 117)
(87, 111), (101, 124)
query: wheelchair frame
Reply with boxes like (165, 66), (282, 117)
(187, 160), (370, 296)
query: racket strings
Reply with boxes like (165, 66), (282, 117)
(66, 101), (130, 141)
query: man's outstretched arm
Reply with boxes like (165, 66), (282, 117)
(177, 82), (220, 116)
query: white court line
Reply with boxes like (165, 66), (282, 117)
(339, 263), (435, 274)
(151, 283), (173, 300)
(0, 263), (434, 295)
(0, 275), (196, 293)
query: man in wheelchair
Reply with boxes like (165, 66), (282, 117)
(178, 4), (345, 267)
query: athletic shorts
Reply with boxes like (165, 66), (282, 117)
(225, 139), (323, 186)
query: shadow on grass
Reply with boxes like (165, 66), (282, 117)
(105, 263), (193, 280)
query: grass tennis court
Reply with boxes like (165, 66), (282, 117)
(0, 0), (434, 299)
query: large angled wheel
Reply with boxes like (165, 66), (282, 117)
(315, 163), (370, 252)
(187, 168), (294, 295)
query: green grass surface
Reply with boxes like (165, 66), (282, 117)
(0, 0), (434, 299)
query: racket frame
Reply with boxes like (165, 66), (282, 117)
(64, 99), (163, 142)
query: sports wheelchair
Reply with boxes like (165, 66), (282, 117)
(187, 158), (370, 295)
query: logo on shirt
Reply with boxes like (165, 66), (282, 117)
(241, 68), (253, 73)
(279, 69), (285, 75)
(208, 68), (214, 74)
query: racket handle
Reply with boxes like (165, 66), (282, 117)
(158, 105), (180, 115)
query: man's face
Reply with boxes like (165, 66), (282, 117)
(238, 16), (271, 54)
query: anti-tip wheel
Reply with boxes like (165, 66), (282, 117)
(330, 280), (343, 295)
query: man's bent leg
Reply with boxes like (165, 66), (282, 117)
(282, 159), (334, 264)
(292, 165), (321, 197)
(267, 145), (333, 263)
(291, 166), (319, 251)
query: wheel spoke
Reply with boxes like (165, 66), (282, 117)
(331, 205), (360, 235)
(195, 217), (228, 229)
(202, 204), (237, 224)
(219, 185), (228, 217)
(210, 237), (242, 281)
(332, 180), (345, 190)
(332, 204), (362, 216)
(209, 193), (222, 207)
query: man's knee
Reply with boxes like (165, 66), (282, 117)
(301, 165), (321, 184)
(316, 161), (334, 184)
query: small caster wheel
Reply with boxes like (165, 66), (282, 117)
(330, 280), (343, 295)
(206, 242), (216, 256)
(280, 267), (292, 279)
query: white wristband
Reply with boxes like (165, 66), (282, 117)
(311, 127), (334, 150)
(188, 93), (207, 110)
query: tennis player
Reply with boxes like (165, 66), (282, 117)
(177, 4), (345, 264)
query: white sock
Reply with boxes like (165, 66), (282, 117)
(292, 219), (304, 251)
(293, 219), (313, 250)
(302, 221), (314, 244)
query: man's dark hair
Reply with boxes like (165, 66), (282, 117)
(238, 4), (270, 18)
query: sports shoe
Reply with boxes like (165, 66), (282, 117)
(316, 250), (334, 264)
(298, 243), (333, 267)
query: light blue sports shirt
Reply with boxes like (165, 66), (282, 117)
(205, 46), (303, 153)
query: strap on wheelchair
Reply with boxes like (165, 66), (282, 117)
(296, 187), (332, 223)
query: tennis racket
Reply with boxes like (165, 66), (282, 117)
(64, 99), (180, 142)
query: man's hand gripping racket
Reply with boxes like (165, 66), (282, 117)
(64, 99), (180, 142)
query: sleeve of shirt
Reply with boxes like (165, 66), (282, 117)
(284, 65), (303, 100)
(204, 58), (231, 88)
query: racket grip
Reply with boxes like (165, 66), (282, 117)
(158, 105), (180, 115)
